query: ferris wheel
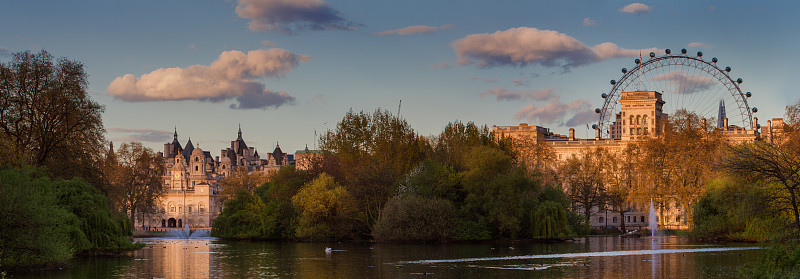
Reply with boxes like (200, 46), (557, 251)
(594, 48), (756, 139)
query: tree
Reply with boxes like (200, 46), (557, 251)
(721, 139), (800, 234)
(219, 167), (270, 202)
(292, 173), (356, 240)
(318, 109), (428, 235)
(0, 50), (105, 181)
(558, 148), (609, 223)
(106, 142), (164, 225)
(604, 145), (639, 231)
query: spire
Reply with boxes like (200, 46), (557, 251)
(237, 124), (242, 140)
(717, 99), (727, 128)
(174, 126), (178, 140)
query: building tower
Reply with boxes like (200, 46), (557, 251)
(717, 100), (727, 128)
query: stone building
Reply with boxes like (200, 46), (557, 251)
(493, 91), (763, 231)
(136, 126), (297, 229)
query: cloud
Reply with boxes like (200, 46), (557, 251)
(707, 6), (716, 11)
(651, 70), (715, 94)
(0, 46), (10, 57)
(453, 27), (655, 70)
(483, 78), (498, 83)
(107, 48), (309, 110)
(582, 17), (598, 26)
(430, 62), (449, 69)
(373, 24), (453, 36)
(620, 3), (652, 14)
(236, 0), (359, 34)
(481, 87), (555, 102)
(512, 79), (528, 87)
(688, 42), (713, 49)
(109, 128), (173, 142)
(514, 97), (592, 126)
(261, 40), (277, 46)
(308, 94), (327, 104)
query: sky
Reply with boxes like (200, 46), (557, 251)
(1, 0), (797, 155)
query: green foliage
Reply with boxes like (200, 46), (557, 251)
(692, 178), (787, 241)
(397, 159), (461, 202)
(318, 109), (429, 236)
(52, 178), (139, 252)
(292, 173), (356, 240)
(211, 191), (268, 239)
(0, 167), (136, 270)
(454, 218), (492, 241)
(531, 201), (573, 239)
(461, 146), (540, 238)
(740, 240), (800, 279)
(372, 195), (457, 242)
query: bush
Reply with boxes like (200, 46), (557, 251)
(0, 167), (138, 270)
(373, 195), (457, 242)
(740, 239), (800, 278)
(531, 201), (573, 239)
(211, 191), (267, 239)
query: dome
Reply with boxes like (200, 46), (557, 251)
(192, 147), (204, 157)
(220, 156), (231, 164)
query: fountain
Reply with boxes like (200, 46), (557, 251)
(167, 224), (211, 238)
(649, 199), (658, 237)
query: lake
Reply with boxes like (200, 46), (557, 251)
(20, 236), (762, 278)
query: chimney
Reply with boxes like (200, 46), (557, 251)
(723, 117), (729, 129)
(569, 128), (575, 141)
(595, 127), (600, 140)
(701, 118), (707, 129)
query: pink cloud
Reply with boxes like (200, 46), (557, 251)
(373, 24), (453, 36)
(688, 42), (713, 49)
(620, 3), (652, 14)
(430, 62), (450, 69)
(514, 97), (593, 126)
(236, 0), (359, 34)
(452, 27), (655, 69)
(651, 70), (715, 95)
(481, 87), (555, 101)
(582, 17), (598, 26)
(107, 49), (309, 110)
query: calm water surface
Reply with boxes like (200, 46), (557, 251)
(20, 236), (762, 278)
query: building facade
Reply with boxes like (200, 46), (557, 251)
(493, 91), (763, 231)
(136, 126), (299, 229)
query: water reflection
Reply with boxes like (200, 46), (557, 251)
(19, 236), (762, 279)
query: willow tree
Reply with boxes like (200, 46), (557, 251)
(0, 50), (105, 181)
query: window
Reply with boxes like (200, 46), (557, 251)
(222, 165), (226, 169)
(599, 217), (604, 223)
(637, 128), (641, 135)
(640, 216), (645, 222)
(188, 205), (193, 213)
(200, 203), (206, 213)
(613, 217), (617, 223)
(642, 115), (648, 126)
(627, 216), (630, 223)
(177, 158), (180, 163)
(195, 166), (198, 171)
(676, 216), (681, 223)
(630, 128), (634, 135)
(195, 157), (199, 162)
(636, 115), (640, 125)
(170, 204), (175, 213)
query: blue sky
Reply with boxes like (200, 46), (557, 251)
(1, 0), (796, 154)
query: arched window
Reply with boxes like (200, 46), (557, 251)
(641, 216), (645, 222)
(169, 204), (176, 213)
(629, 115), (634, 126)
(636, 115), (640, 125)
(195, 166), (199, 171)
(195, 157), (199, 162)
(222, 165), (226, 169)
(188, 205), (193, 213)
(177, 158), (180, 163)
(642, 115), (648, 126)
(637, 128), (641, 135)
(199, 203), (206, 213)
(676, 216), (681, 223)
